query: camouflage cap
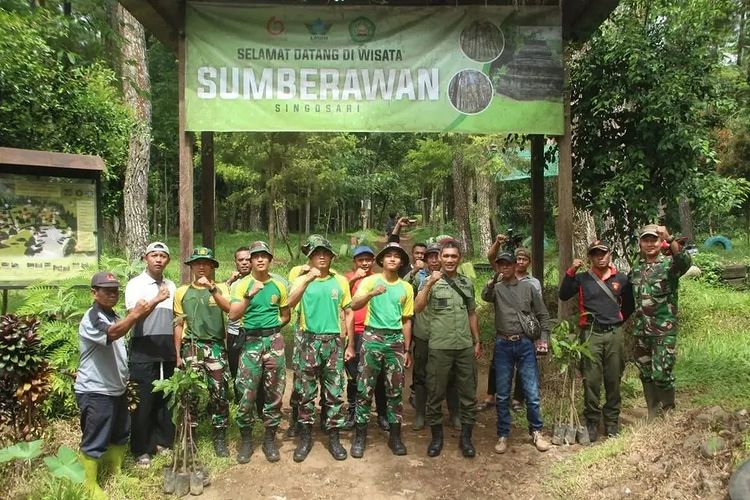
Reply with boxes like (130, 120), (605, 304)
(248, 240), (273, 258)
(587, 240), (611, 254)
(423, 243), (441, 256)
(305, 234), (336, 258)
(184, 246), (219, 267)
(514, 247), (531, 259)
(639, 224), (660, 239)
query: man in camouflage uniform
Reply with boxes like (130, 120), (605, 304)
(415, 240), (481, 458)
(288, 235), (354, 462)
(173, 247), (231, 457)
(228, 241), (290, 464)
(349, 242), (414, 458)
(630, 224), (691, 418)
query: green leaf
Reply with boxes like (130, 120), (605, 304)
(44, 446), (85, 484)
(0, 439), (44, 462)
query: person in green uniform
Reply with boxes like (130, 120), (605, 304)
(228, 241), (290, 464)
(287, 235), (354, 462)
(173, 247), (231, 457)
(349, 242), (414, 458)
(630, 224), (690, 418)
(415, 240), (481, 458)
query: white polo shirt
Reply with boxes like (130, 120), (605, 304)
(125, 271), (176, 363)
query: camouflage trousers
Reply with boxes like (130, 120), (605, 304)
(355, 328), (406, 425)
(288, 329), (304, 408)
(295, 333), (346, 429)
(235, 332), (286, 429)
(181, 339), (229, 429)
(634, 334), (677, 390)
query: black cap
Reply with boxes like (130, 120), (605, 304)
(495, 252), (515, 263)
(91, 271), (120, 288)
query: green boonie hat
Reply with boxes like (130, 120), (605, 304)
(248, 240), (273, 258)
(304, 234), (336, 258)
(639, 224), (660, 239)
(184, 246), (219, 268)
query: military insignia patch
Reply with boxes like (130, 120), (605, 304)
(612, 282), (620, 291)
(331, 288), (339, 300)
(271, 294), (279, 305)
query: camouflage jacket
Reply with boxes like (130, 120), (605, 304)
(629, 251), (691, 337)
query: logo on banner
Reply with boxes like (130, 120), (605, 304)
(305, 18), (333, 40)
(349, 17), (375, 43)
(266, 16), (285, 36)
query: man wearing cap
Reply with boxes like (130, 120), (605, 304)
(125, 242), (177, 468)
(482, 251), (551, 454)
(559, 240), (634, 440)
(76, 272), (158, 499)
(229, 241), (290, 463)
(349, 242), (414, 458)
(173, 247), (232, 457)
(416, 240), (481, 458)
(287, 235), (354, 462)
(343, 245), (389, 431)
(630, 225), (691, 418)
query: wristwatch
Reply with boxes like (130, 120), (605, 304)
(208, 285), (218, 294)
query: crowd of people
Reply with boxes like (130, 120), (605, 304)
(74, 219), (690, 498)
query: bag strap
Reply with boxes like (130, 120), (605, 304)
(441, 274), (470, 306)
(587, 270), (620, 306)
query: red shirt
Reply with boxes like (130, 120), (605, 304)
(345, 270), (372, 334)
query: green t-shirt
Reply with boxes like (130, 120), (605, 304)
(421, 275), (476, 349)
(230, 275), (289, 329)
(174, 283), (229, 342)
(292, 274), (351, 334)
(354, 274), (414, 330)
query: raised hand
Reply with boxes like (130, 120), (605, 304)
(195, 276), (212, 288)
(249, 279), (264, 297)
(354, 267), (368, 279)
(428, 270), (443, 285)
(372, 284), (387, 296)
(495, 234), (508, 244)
(413, 259), (425, 271)
(306, 267), (322, 281)
(572, 258), (583, 270)
(132, 299), (150, 317)
(155, 284), (170, 303)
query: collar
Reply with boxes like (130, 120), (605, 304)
(141, 270), (163, 284)
(500, 277), (519, 286)
(92, 301), (118, 320)
(591, 265), (617, 280)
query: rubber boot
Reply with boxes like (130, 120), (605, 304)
(427, 424), (443, 457)
(212, 427), (229, 457)
(447, 386), (461, 429)
(642, 381), (661, 420)
(237, 427), (253, 464)
(657, 387), (676, 413)
(412, 385), (426, 431)
(388, 423), (407, 456)
(79, 453), (107, 500)
(327, 428), (348, 460)
(100, 443), (126, 475)
(350, 423), (367, 459)
(320, 402), (328, 432)
(344, 405), (356, 431)
(459, 424), (476, 458)
(262, 426), (280, 463)
(293, 424), (313, 463)
(286, 404), (301, 438)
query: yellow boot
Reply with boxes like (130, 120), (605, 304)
(79, 453), (107, 500)
(100, 444), (126, 475)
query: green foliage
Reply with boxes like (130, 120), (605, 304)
(43, 445), (84, 484)
(152, 365), (208, 426)
(690, 251), (724, 286)
(549, 319), (593, 373)
(0, 439), (43, 462)
(692, 173), (750, 234)
(571, 0), (737, 248)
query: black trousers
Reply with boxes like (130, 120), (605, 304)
(77, 392), (130, 459)
(129, 361), (176, 456)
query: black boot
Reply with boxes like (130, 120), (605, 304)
(377, 414), (390, 432)
(642, 381), (661, 420)
(459, 424), (476, 458)
(212, 427), (229, 458)
(293, 424), (313, 463)
(657, 387), (675, 413)
(320, 403), (328, 432)
(350, 423), (367, 459)
(286, 405), (301, 438)
(262, 427), (280, 463)
(412, 385), (426, 431)
(327, 429), (348, 460)
(388, 423), (407, 456)
(237, 427), (253, 464)
(586, 420), (599, 442)
(427, 424), (443, 457)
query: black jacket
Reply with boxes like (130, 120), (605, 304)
(559, 266), (634, 328)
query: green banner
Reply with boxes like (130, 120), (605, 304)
(186, 3), (563, 134)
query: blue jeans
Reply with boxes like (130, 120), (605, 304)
(494, 337), (543, 437)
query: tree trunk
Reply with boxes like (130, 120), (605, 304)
(276, 199), (289, 239)
(475, 166), (493, 256)
(572, 208), (597, 261)
(305, 189), (311, 235)
(268, 199), (276, 252)
(678, 196), (695, 244)
(452, 151), (474, 256)
(116, 5), (151, 262)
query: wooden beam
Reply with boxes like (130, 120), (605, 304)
(178, 3), (193, 284)
(556, 47), (575, 320)
(200, 131), (215, 252)
(0, 147), (104, 171)
(530, 135), (545, 288)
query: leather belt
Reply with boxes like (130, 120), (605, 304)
(591, 323), (621, 333)
(496, 332), (523, 342)
(239, 327), (280, 337)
